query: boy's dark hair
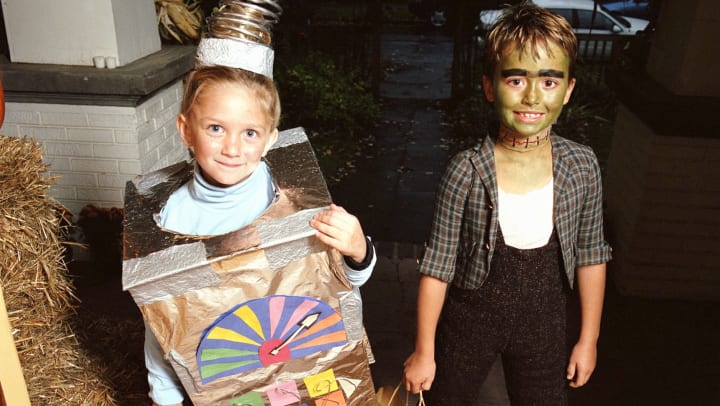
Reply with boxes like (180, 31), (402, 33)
(483, 4), (578, 79)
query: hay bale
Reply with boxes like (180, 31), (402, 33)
(0, 135), (120, 404)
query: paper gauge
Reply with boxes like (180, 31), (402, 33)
(197, 295), (348, 383)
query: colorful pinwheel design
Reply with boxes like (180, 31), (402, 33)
(197, 295), (347, 383)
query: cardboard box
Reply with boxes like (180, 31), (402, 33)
(123, 128), (375, 405)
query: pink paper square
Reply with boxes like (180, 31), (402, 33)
(266, 380), (301, 406)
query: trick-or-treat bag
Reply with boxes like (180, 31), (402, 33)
(123, 128), (376, 405)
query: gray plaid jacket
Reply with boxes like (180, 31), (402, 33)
(420, 133), (612, 289)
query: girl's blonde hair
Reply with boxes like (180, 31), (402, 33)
(180, 66), (281, 129)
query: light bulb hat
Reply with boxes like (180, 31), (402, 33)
(196, 0), (282, 78)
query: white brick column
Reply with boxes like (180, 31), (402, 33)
(605, 0), (720, 299)
(1, 80), (189, 215)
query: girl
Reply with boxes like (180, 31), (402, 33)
(145, 66), (375, 406)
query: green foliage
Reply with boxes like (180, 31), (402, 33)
(275, 51), (379, 184)
(554, 66), (616, 148)
(277, 51), (378, 134)
(570, 66), (618, 120)
(445, 92), (494, 152)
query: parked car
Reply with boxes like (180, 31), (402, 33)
(477, 0), (649, 60)
(480, 0), (648, 35)
(598, 0), (650, 19)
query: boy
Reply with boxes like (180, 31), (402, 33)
(403, 4), (611, 404)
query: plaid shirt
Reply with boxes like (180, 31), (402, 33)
(420, 134), (612, 289)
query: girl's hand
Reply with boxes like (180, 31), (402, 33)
(310, 204), (367, 262)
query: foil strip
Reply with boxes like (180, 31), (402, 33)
(339, 290), (365, 342)
(124, 242), (221, 305)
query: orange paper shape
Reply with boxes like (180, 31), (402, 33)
(313, 390), (346, 406)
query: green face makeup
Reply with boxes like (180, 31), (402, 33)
(485, 42), (576, 139)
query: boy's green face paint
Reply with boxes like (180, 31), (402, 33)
(483, 42), (576, 139)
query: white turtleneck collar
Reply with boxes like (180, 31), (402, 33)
(157, 161), (276, 236)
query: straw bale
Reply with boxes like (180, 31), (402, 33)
(0, 135), (125, 405)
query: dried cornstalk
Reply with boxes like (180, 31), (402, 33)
(156, 0), (205, 44)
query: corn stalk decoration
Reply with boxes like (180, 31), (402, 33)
(155, 0), (205, 44)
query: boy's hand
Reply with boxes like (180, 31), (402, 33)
(310, 204), (367, 262)
(566, 339), (597, 388)
(403, 351), (436, 394)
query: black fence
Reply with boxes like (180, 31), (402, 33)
(574, 33), (631, 81)
(276, 20), (632, 100)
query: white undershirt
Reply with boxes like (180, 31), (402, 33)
(498, 178), (554, 249)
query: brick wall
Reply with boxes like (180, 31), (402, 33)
(605, 104), (720, 300)
(0, 80), (189, 215)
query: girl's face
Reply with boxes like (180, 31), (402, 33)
(483, 42), (576, 139)
(177, 82), (278, 187)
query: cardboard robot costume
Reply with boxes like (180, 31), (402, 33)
(122, 2), (376, 404)
(123, 129), (375, 404)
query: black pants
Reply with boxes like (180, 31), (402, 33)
(426, 231), (569, 405)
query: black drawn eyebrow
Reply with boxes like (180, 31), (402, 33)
(501, 69), (565, 78)
(501, 69), (527, 77)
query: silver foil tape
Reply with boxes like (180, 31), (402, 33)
(196, 0), (283, 76)
(338, 289), (365, 342)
